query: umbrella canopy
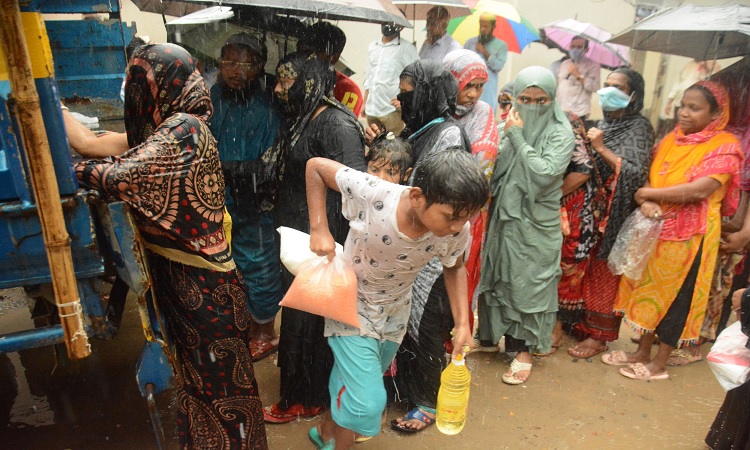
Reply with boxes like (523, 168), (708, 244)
(448, 9), (539, 54)
(391, 0), (469, 21)
(541, 18), (630, 69)
(608, 4), (750, 60)
(130, 0), (205, 16)
(167, 6), (233, 25)
(182, 0), (411, 28)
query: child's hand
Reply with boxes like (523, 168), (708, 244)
(309, 228), (337, 261)
(451, 324), (474, 359)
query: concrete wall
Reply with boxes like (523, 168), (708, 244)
(116, 0), (746, 124)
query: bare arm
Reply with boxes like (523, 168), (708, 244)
(634, 177), (722, 205)
(306, 157), (344, 259)
(561, 172), (590, 196)
(721, 192), (750, 252)
(63, 109), (129, 158)
(443, 258), (472, 358)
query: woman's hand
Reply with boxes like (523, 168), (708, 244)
(586, 127), (605, 152)
(639, 200), (662, 219)
(721, 230), (750, 253)
(390, 98), (401, 110)
(365, 123), (381, 146)
(504, 107), (523, 131)
(309, 228), (336, 261)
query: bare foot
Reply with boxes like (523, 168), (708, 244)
(393, 407), (435, 431)
(567, 338), (608, 359)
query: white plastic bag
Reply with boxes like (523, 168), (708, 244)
(277, 226), (343, 276)
(707, 321), (750, 391)
(607, 209), (663, 280)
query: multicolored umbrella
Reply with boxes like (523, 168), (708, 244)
(447, 9), (539, 53)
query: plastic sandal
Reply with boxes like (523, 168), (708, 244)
(308, 427), (335, 450)
(619, 362), (669, 381)
(502, 358), (532, 385)
(263, 403), (324, 424)
(249, 338), (278, 362)
(390, 407), (435, 433)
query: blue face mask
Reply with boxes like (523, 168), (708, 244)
(597, 86), (632, 111)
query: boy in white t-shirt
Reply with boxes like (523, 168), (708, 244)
(305, 148), (489, 449)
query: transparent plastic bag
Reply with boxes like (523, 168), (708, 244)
(707, 321), (750, 391)
(607, 209), (663, 280)
(279, 255), (359, 328)
(277, 226), (343, 276)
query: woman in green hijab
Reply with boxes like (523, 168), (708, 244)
(476, 66), (575, 385)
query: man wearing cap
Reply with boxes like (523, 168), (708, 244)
(556, 35), (600, 122)
(419, 6), (461, 62)
(298, 22), (364, 117)
(208, 33), (284, 361)
(464, 13), (507, 111)
(362, 22), (418, 136)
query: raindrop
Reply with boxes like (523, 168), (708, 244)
(209, 351), (216, 363)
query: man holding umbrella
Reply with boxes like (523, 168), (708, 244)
(556, 35), (600, 122)
(464, 12), (507, 111)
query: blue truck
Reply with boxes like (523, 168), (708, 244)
(0, 1), (176, 446)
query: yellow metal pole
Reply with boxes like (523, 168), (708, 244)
(0, 0), (91, 359)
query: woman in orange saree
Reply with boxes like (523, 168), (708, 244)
(602, 81), (743, 381)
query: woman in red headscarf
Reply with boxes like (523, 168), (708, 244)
(601, 81), (743, 382)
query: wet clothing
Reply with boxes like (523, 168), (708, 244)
(705, 289), (750, 450)
(364, 37), (418, 118)
(615, 81), (742, 347)
(558, 113), (595, 326)
(269, 56), (367, 410)
(556, 56), (600, 118)
(335, 71), (363, 117)
(76, 44), (267, 449)
(477, 66), (575, 354)
(420, 33), (462, 62)
(576, 70), (655, 342)
(463, 36), (507, 110)
(209, 81), (283, 323)
(391, 60), (472, 411)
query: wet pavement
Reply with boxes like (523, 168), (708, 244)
(0, 287), (726, 449)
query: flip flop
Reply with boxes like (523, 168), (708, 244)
(618, 362), (669, 381)
(390, 407), (435, 433)
(308, 427), (335, 450)
(666, 348), (703, 366)
(600, 350), (632, 366)
(532, 345), (560, 357)
(567, 344), (609, 359)
(502, 358), (532, 385)
(263, 403), (324, 424)
(249, 338), (278, 362)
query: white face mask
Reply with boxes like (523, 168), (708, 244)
(569, 48), (585, 61)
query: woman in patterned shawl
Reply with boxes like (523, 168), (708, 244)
(442, 49), (499, 322)
(75, 44), (267, 449)
(603, 81), (743, 381)
(566, 68), (655, 359)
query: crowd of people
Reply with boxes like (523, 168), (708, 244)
(61, 6), (750, 450)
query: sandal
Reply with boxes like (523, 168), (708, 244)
(600, 350), (633, 366)
(308, 427), (335, 450)
(567, 343), (608, 359)
(249, 338), (278, 362)
(619, 362), (669, 381)
(501, 358), (532, 385)
(390, 407), (435, 433)
(667, 348), (703, 366)
(263, 403), (324, 424)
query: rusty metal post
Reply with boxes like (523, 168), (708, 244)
(0, 0), (91, 359)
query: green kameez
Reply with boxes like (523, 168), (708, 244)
(477, 67), (575, 353)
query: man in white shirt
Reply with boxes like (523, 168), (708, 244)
(419, 6), (461, 62)
(555, 35), (600, 122)
(362, 23), (418, 136)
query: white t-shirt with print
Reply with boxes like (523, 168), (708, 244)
(325, 167), (470, 343)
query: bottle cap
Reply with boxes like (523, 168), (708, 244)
(452, 353), (465, 366)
